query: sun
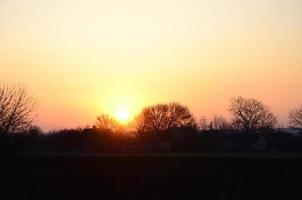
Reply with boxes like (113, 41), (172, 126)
(115, 108), (130, 124)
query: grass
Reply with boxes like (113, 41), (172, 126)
(1, 154), (302, 200)
(21, 151), (302, 159)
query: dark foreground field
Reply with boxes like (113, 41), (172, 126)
(1, 154), (302, 200)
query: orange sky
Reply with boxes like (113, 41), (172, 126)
(0, 0), (301, 130)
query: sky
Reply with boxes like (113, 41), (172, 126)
(0, 0), (301, 130)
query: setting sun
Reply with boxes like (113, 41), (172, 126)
(1, 0), (302, 198)
(115, 108), (130, 124)
(0, 0), (301, 131)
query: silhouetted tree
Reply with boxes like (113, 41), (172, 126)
(0, 83), (36, 136)
(210, 115), (231, 130)
(198, 115), (231, 131)
(96, 114), (118, 132)
(198, 116), (208, 131)
(26, 125), (43, 136)
(229, 97), (277, 130)
(135, 102), (196, 133)
(289, 105), (302, 128)
(134, 114), (147, 135)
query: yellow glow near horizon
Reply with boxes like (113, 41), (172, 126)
(97, 88), (146, 124)
(114, 108), (130, 124)
(0, 0), (301, 130)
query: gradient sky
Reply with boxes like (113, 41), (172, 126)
(0, 0), (301, 130)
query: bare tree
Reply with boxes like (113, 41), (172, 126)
(210, 115), (231, 130)
(198, 116), (208, 131)
(135, 102), (196, 133)
(0, 83), (36, 136)
(289, 105), (302, 128)
(96, 114), (118, 132)
(229, 97), (277, 130)
(133, 114), (147, 135)
(198, 115), (231, 131)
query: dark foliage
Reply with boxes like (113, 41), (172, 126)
(3, 127), (300, 156)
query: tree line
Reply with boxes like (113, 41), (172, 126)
(0, 83), (301, 138)
(1, 83), (302, 156)
(97, 97), (301, 134)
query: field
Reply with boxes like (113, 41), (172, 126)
(1, 154), (302, 200)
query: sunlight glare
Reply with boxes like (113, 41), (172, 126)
(115, 108), (130, 124)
